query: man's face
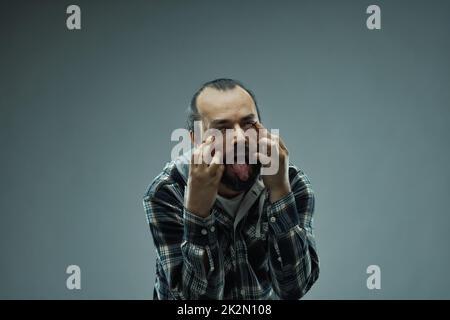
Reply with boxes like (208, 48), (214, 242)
(195, 86), (261, 192)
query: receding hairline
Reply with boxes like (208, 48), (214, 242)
(195, 85), (257, 112)
(187, 78), (261, 131)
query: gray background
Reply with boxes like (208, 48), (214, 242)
(1, 0), (449, 299)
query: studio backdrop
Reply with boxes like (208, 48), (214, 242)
(1, 0), (450, 299)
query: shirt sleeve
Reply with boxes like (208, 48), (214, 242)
(266, 166), (320, 299)
(143, 183), (224, 300)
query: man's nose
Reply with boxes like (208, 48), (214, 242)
(233, 125), (246, 144)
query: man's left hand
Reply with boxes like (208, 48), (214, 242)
(253, 122), (291, 203)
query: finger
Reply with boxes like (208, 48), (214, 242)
(216, 164), (225, 177)
(254, 121), (267, 133)
(209, 149), (223, 173)
(202, 134), (215, 144)
(195, 136), (215, 165)
(267, 132), (287, 150)
(255, 122), (283, 146)
(190, 150), (196, 164)
(254, 152), (272, 167)
(202, 142), (214, 165)
(255, 122), (287, 154)
(258, 137), (276, 157)
(254, 121), (265, 130)
(192, 148), (201, 165)
(255, 123), (272, 142)
(278, 136), (288, 153)
(257, 137), (280, 162)
(268, 134), (288, 155)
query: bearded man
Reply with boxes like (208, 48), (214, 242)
(143, 78), (319, 300)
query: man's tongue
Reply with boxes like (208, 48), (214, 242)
(229, 164), (250, 181)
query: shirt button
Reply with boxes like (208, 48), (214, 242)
(210, 226), (215, 232)
(270, 216), (276, 223)
(201, 228), (208, 235)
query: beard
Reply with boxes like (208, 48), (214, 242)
(220, 148), (262, 192)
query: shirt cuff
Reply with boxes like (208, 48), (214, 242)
(268, 191), (300, 235)
(183, 207), (217, 246)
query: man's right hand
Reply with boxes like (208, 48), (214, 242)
(185, 136), (224, 218)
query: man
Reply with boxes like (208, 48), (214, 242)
(143, 78), (319, 299)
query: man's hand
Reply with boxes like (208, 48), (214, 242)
(185, 136), (224, 218)
(254, 122), (291, 203)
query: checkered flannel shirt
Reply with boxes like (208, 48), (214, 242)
(143, 161), (319, 299)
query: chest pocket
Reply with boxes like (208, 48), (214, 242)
(245, 221), (269, 272)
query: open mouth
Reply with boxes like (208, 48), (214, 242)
(226, 154), (251, 181)
(228, 163), (250, 181)
(220, 151), (262, 191)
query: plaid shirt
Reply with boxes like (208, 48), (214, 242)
(143, 157), (319, 300)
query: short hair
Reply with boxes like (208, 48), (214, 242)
(187, 78), (261, 131)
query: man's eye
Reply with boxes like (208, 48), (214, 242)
(242, 121), (256, 129)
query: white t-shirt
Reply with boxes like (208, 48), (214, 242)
(216, 192), (246, 217)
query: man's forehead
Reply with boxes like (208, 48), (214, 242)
(196, 86), (257, 120)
